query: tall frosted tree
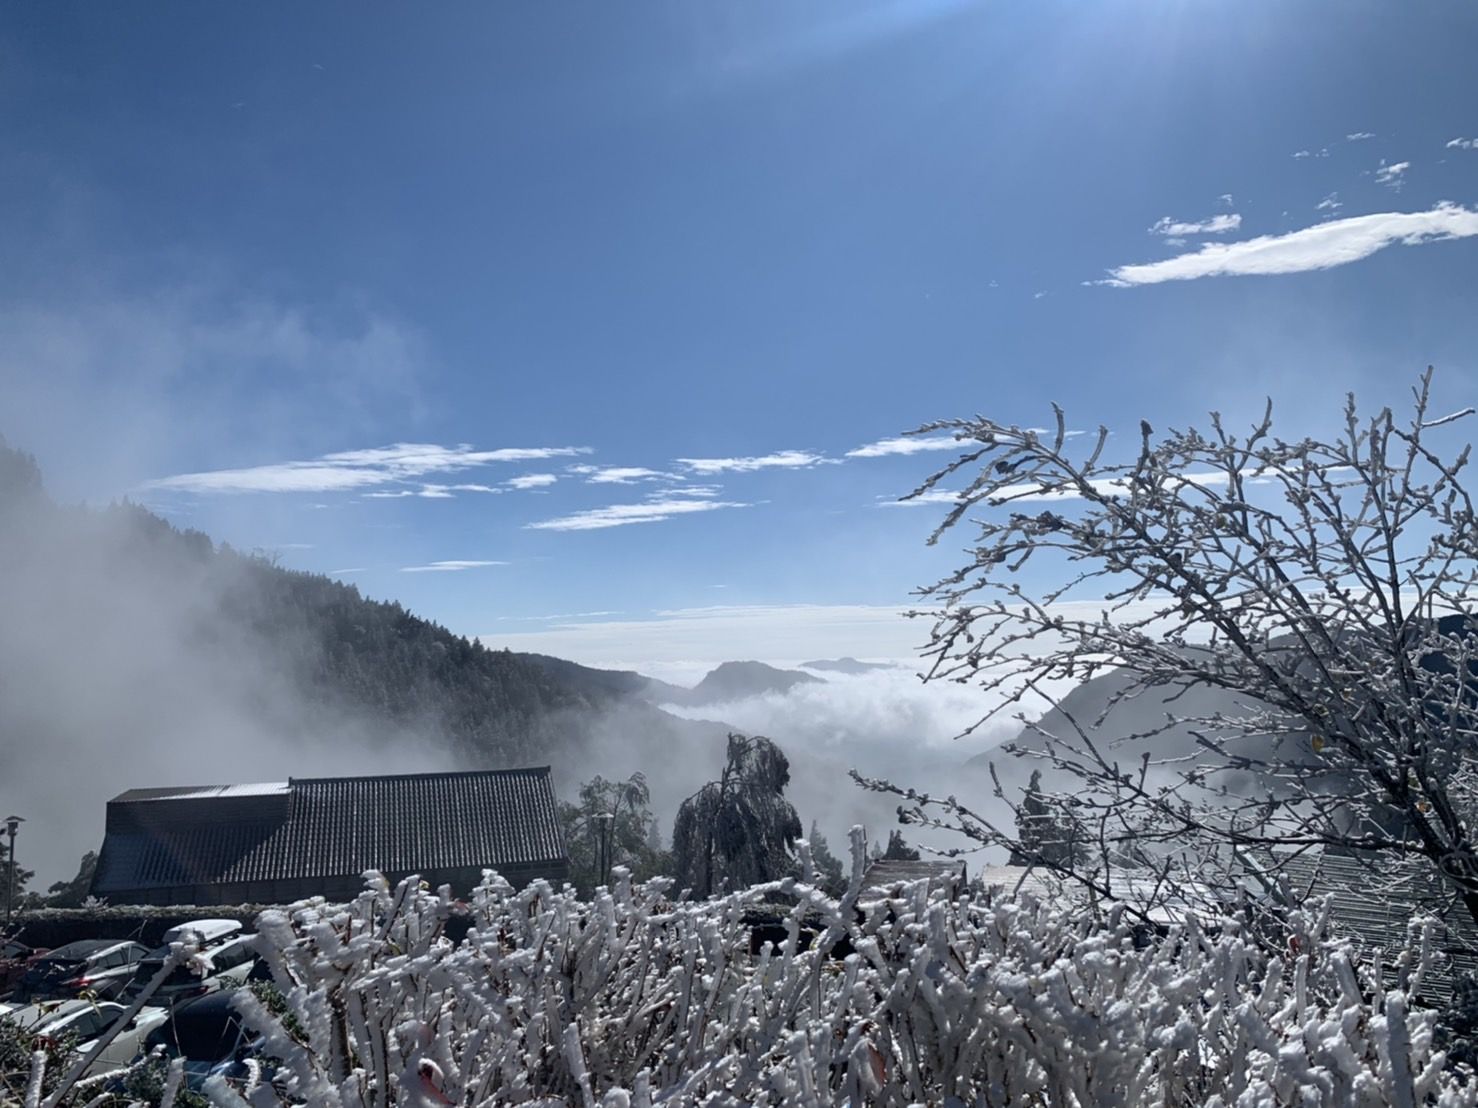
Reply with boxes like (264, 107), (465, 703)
(858, 371), (1478, 926)
(672, 733), (802, 898)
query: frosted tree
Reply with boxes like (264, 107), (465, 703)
(672, 732), (802, 897)
(859, 370), (1478, 925)
(559, 773), (664, 893)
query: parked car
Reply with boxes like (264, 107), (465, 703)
(14, 941), (150, 1001)
(125, 935), (258, 1005)
(142, 990), (273, 1092)
(2, 998), (168, 1077)
(157, 919), (243, 950)
(0, 939), (45, 998)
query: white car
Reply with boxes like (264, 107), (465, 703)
(159, 919), (243, 949)
(2, 998), (167, 1076)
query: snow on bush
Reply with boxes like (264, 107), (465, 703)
(211, 836), (1476, 1107)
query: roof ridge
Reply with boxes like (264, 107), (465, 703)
(288, 766), (552, 785)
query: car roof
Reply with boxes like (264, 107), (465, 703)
(42, 940), (117, 959)
(161, 919), (243, 944)
(3, 998), (120, 1029)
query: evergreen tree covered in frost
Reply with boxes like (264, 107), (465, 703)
(671, 732), (802, 898)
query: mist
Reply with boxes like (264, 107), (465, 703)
(0, 455), (454, 887)
(646, 667), (1027, 862)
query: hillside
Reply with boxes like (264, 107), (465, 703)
(0, 438), (715, 880)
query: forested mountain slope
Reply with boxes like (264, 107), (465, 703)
(0, 437), (713, 879)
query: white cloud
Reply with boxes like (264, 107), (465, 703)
(506, 473), (558, 490)
(1218, 194), (1235, 208)
(1346, 132), (1375, 141)
(1149, 213), (1242, 237)
(145, 443), (591, 495)
(676, 450), (830, 474)
(526, 495), (749, 531)
(1101, 203), (1478, 287)
(1375, 160), (1410, 190)
(480, 602), (923, 679)
(496, 610), (625, 622)
(568, 465), (678, 484)
(847, 435), (965, 459)
(366, 482), (500, 499)
(1293, 148), (1329, 159)
(1316, 192), (1343, 215)
(399, 560), (508, 573)
(1448, 138), (1476, 150)
(882, 469), (1287, 508)
(878, 489), (970, 507)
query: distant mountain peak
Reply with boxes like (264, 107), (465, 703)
(800, 657), (898, 675)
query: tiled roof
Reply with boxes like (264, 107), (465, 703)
(1262, 850), (1478, 1000)
(94, 768), (567, 893)
(860, 859), (966, 895)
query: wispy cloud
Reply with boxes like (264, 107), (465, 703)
(1149, 213), (1242, 237)
(1375, 160), (1410, 190)
(1100, 203), (1478, 287)
(1316, 192), (1343, 216)
(676, 450), (829, 475)
(146, 443), (592, 495)
(878, 489), (968, 507)
(1449, 138), (1477, 150)
(364, 482), (501, 499)
(1346, 131), (1376, 142)
(568, 465), (679, 485)
(1293, 148), (1330, 159)
(496, 610), (624, 622)
(506, 473), (558, 490)
(399, 559), (508, 573)
(846, 435), (964, 459)
(527, 495), (749, 531)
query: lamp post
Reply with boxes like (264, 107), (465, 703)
(3, 815), (22, 930)
(595, 812), (615, 888)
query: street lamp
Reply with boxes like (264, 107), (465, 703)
(595, 813), (615, 888)
(3, 815), (23, 930)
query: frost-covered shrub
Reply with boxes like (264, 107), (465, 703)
(212, 839), (1477, 1107)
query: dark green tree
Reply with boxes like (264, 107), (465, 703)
(46, 851), (99, 908)
(1009, 770), (1087, 868)
(881, 830), (921, 861)
(0, 837), (32, 917)
(559, 773), (668, 894)
(672, 733), (803, 898)
(797, 821), (846, 895)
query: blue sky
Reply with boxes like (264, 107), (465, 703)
(5, 1), (1478, 675)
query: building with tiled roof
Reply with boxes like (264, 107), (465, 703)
(89, 768), (569, 906)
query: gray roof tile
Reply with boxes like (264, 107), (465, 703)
(94, 768), (567, 893)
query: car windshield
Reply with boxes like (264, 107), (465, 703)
(148, 1011), (242, 1061)
(39, 942), (102, 963)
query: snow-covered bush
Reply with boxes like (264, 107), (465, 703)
(188, 834), (1476, 1108)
